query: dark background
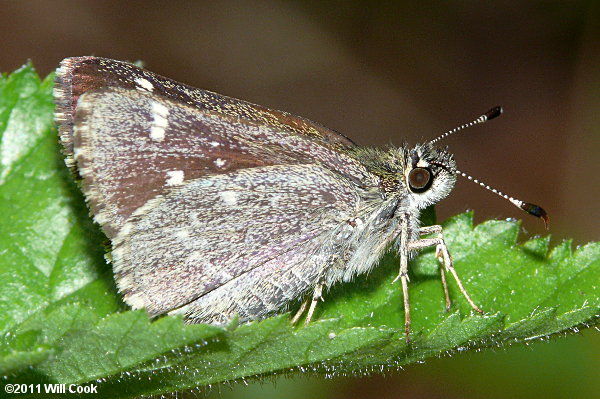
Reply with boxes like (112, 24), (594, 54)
(2, 1), (598, 398)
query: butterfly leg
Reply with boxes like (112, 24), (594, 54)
(290, 299), (309, 325)
(438, 252), (452, 311)
(290, 284), (324, 326)
(392, 214), (412, 342)
(304, 284), (323, 326)
(409, 225), (484, 315)
(418, 225), (451, 310)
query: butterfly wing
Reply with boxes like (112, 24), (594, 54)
(113, 162), (359, 320)
(56, 57), (373, 238)
(54, 57), (380, 321)
(55, 56), (357, 168)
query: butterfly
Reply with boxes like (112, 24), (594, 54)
(54, 57), (547, 341)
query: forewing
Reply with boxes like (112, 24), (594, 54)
(112, 163), (359, 317)
(55, 56), (357, 167)
(68, 87), (375, 239)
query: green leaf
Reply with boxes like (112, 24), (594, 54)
(0, 63), (598, 398)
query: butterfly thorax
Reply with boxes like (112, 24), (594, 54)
(318, 143), (458, 286)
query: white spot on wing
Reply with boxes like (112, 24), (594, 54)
(153, 115), (168, 128)
(150, 126), (165, 141)
(209, 141), (220, 147)
(152, 101), (169, 117)
(135, 77), (154, 92)
(188, 251), (204, 262)
(166, 170), (184, 186)
(214, 158), (226, 168)
(175, 229), (190, 239)
(220, 190), (238, 205)
(149, 101), (170, 142)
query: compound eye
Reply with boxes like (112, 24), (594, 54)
(408, 167), (432, 192)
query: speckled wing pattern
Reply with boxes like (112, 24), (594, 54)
(54, 57), (379, 322)
(114, 163), (359, 321)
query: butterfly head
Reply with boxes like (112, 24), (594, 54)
(400, 143), (457, 210)
(397, 105), (548, 228)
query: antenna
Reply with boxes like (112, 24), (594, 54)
(429, 106), (503, 145)
(429, 106), (548, 229)
(456, 169), (548, 229)
(432, 161), (549, 229)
